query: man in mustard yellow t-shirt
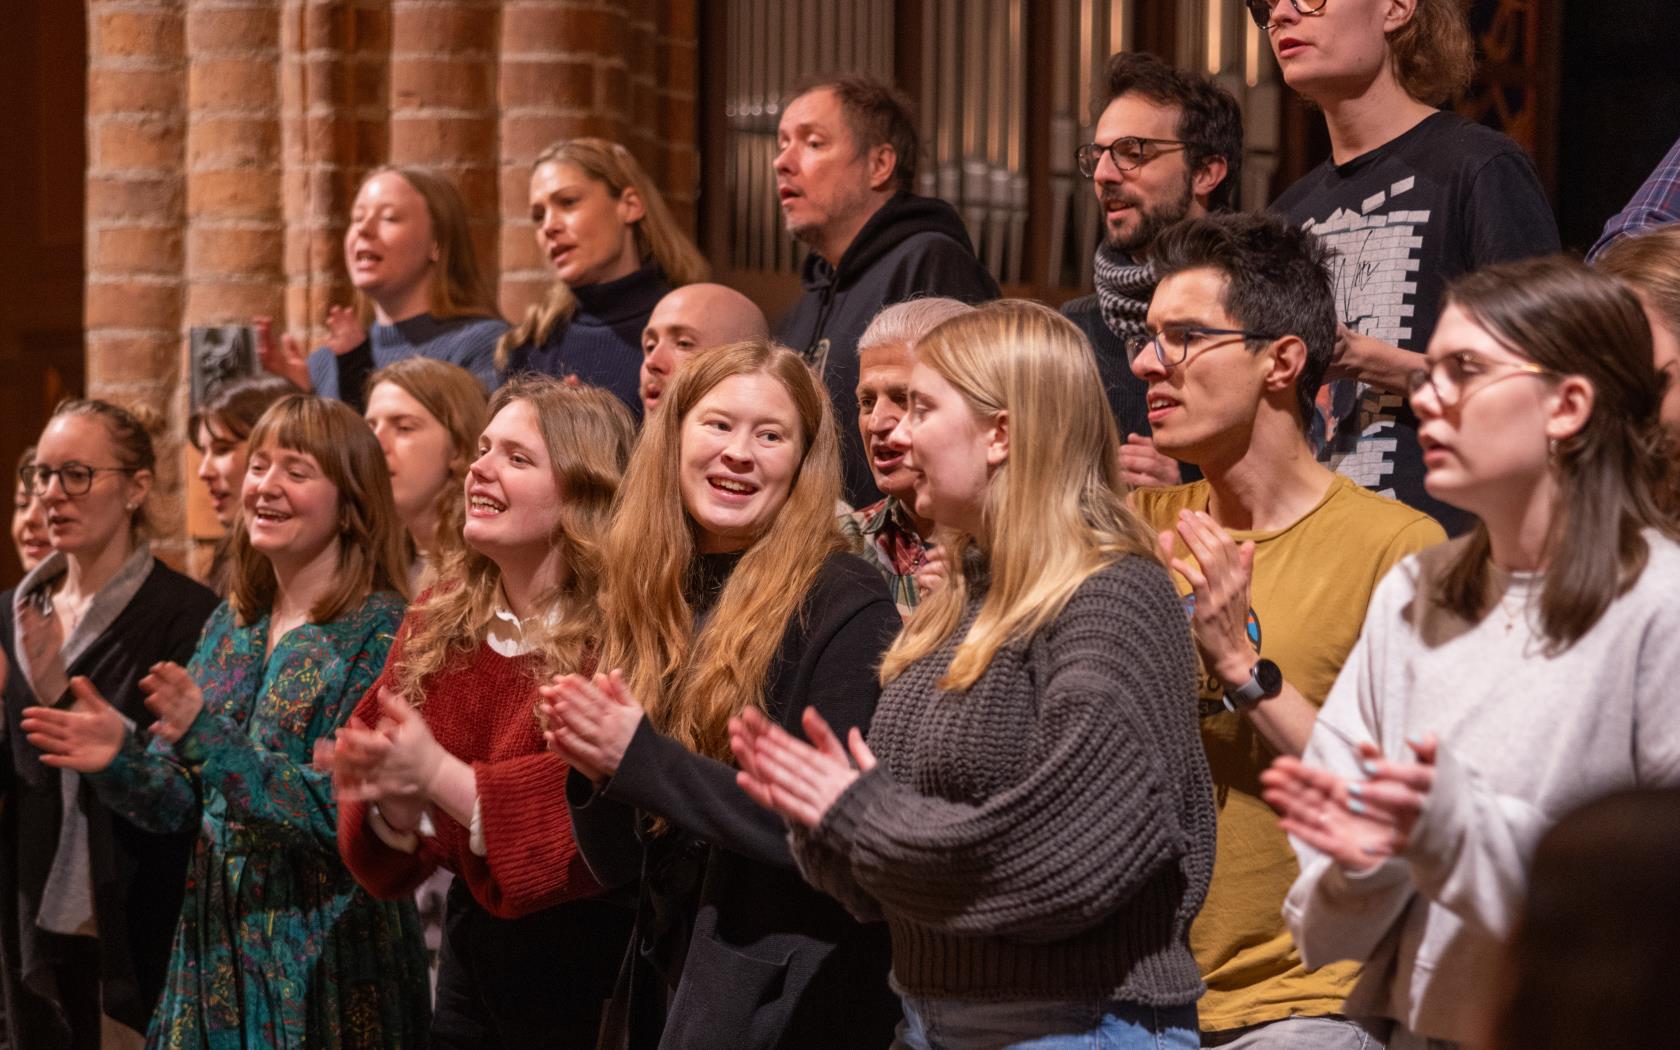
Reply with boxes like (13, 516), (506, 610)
(1127, 214), (1445, 1048)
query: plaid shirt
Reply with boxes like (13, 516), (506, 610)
(838, 497), (930, 615)
(1590, 134), (1680, 259)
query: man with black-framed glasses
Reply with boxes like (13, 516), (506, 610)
(1128, 213), (1444, 1050)
(1059, 51), (1242, 490)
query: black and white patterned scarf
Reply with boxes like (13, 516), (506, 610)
(1092, 244), (1157, 341)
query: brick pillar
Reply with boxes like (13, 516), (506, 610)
(648, 0), (699, 232)
(390, 0), (501, 281)
(84, 0), (189, 561)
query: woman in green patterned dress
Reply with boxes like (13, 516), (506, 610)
(19, 395), (430, 1048)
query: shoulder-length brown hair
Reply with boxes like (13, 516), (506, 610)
(365, 357), (489, 565)
(227, 395), (411, 624)
(879, 300), (1159, 690)
(1433, 255), (1679, 652)
(596, 340), (845, 762)
(1389, 0), (1477, 106)
(390, 376), (636, 702)
(351, 166), (502, 327)
(496, 138), (711, 368)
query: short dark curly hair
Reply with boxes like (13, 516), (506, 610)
(785, 73), (920, 193)
(1100, 52), (1245, 211)
(1150, 213), (1338, 431)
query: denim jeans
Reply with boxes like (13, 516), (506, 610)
(892, 995), (1200, 1050)
(1200, 1015), (1388, 1049)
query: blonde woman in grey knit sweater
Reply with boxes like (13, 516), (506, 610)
(731, 300), (1217, 1049)
(1261, 256), (1680, 1050)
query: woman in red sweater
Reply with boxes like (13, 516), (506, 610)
(325, 375), (637, 1048)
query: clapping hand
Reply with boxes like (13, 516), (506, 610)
(537, 670), (645, 783)
(140, 662), (205, 744)
(1158, 510), (1258, 688)
(1118, 433), (1182, 489)
(20, 677), (128, 773)
(1260, 734), (1439, 871)
(729, 707), (874, 830)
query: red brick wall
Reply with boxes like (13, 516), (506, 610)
(75, 0), (701, 573)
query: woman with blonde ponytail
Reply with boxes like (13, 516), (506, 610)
(732, 301), (1216, 1049)
(539, 339), (900, 1049)
(496, 138), (710, 418)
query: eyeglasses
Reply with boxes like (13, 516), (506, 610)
(1245, 0), (1329, 29)
(1075, 138), (1195, 178)
(1404, 351), (1557, 409)
(20, 463), (136, 497)
(1125, 324), (1281, 368)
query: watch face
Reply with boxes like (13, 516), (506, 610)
(1256, 658), (1284, 697)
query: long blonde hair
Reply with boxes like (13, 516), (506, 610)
(597, 340), (845, 761)
(365, 357), (489, 566)
(350, 166), (502, 327)
(496, 138), (710, 368)
(227, 395), (411, 624)
(880, 301), (1159, 689)
(389, 377), (634, 701)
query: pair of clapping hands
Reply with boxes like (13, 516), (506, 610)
(18, 663), (210, 774)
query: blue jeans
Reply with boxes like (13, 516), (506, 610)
(893, 995), (1200, 1050)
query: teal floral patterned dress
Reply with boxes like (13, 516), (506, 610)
(90, 592), (430, 1049)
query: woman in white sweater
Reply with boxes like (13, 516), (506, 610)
(1261, 255), (1680, 1050)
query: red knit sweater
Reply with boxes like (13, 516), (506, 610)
(337, 619), (601, 919)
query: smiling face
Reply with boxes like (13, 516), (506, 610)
(11, 472), (48, 571)
(241, 441), (342, 566)
(32, 415), (147, 560)
(343, 172), (437, 317)
(856, 341), (919, 500)
(529, 159), (644, 289)
(678, 372), (804, 553)
(1091, 93), (1197, 257)
(365, 380), (456, 531)
(1264, 0), (1403, 103)
(774, 88), (881, 255)
(1130, 268), (1270, 465)
(462, 399), (564, 563)
(194, 417), (248, 528)
(1411, 304), (1561, 514)
(887, 361), (999, 533)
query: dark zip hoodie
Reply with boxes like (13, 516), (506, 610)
(775, 192), (999, 507)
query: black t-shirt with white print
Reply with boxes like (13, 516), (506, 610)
(1272, 111), (1559, 535)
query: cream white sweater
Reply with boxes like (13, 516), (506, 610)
(1284, 530), (1680, 1043)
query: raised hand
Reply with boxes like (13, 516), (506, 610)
(728, 707), (874, 829)
(323, 304), (366, 356)
(537, 669), (645, 783)
(913, 544), (950, 602)
(253, 315), (312, 390)
(20, 677), (128, 773)
(1158, 509), (1258, 688)
(1118, 432), (1181, 489)
(140, 661), (206, 744)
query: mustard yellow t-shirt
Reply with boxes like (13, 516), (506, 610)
(1133, 474), (1446, 1033)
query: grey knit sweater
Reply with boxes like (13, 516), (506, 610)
(795, 553), (1216, 1005)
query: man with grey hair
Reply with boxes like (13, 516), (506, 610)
(837, 297), (972, 617)
(638, 283), (770, 416)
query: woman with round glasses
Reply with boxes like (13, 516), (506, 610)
(1262, 255), (1680, 1049)
(1264, 0), (1559, 536)
(1, 399), (218, 1047)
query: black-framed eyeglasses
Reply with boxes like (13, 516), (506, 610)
(1075, 137), (1196, 178)
(20, 463), (136, 497)
(1245, 0), (1329, 29)
(1404, 351), (1557, 409)
(1125, 324), (1282, 368)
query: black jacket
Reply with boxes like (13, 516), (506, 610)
(0, 562), (217, 1043)
(776, 193), (1000, 506)
(567, 552), (902, 1050)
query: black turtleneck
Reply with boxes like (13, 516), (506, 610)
(498, 264), (671, 419)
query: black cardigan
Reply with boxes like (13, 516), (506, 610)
(0, 561), (218, 1038)
(568, 551), (903, 1050)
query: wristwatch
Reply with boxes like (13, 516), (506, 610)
(1223, 658), (1283, 713)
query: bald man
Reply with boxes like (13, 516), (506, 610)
(639, 283), (770, 414)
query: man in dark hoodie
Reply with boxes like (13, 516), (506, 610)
(773, 74), (1000, 507)
(1061, 51), (1243, 489)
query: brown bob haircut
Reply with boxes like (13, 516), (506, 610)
(1389, 0), (1477, 106)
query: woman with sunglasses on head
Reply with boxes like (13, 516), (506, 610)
(21, 395), (428, 1049)
(1262, 0), (1558, 535)
(258, 167), (508, 412)
(730, 303), (1215, 1050)
(1262, 256), (1680, 1050)
(0, 400), (218, 1049)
